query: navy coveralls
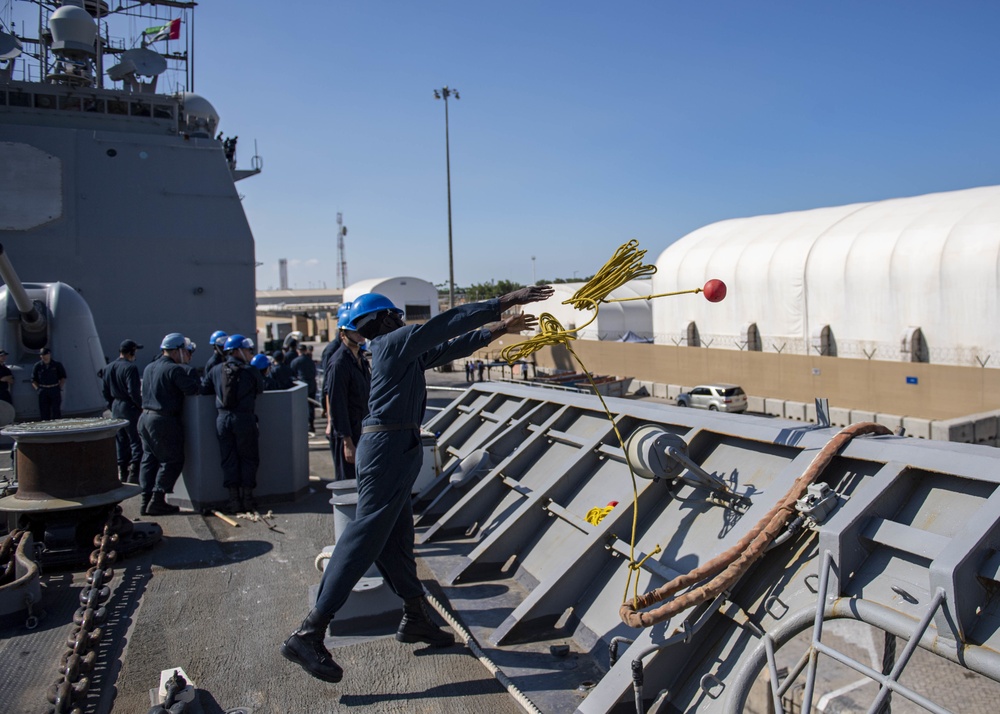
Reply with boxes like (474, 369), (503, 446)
(32, 359), (67, 420)
(313, 298), (501, 617)
(203, 350), (224, 379)
(267, 362), (295, 390)
(204, 357), (264, 488)
(290, 352), (318, 431)
(102, 357), (143, 466)
(138, 355), (201, 495)
(319, 339), (341, 376)
(0, 363), (13, 404)
(326, 345), (371, 481)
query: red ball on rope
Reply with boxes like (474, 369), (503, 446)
(703, 279), (727, 303)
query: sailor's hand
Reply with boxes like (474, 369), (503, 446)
(502, 313), (539, 334)
(343, 441), (356, 464)
(499, 285), (554, 310)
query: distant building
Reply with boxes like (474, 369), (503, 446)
(344, 277), (439, 323)
(256, 288), (344, 344)
(652, 185), (1000, 367)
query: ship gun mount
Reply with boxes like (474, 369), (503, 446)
(0, 243), (47, 351)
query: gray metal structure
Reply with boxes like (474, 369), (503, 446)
(0, 0), (259, 360)
(413, 381), (1000, 713)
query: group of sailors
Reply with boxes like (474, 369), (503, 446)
(102, 332), (268, 516)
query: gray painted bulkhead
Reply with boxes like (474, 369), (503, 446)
(416, 382), (1000, 713)
(0, 81), (256, 358)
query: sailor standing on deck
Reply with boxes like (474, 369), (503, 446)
(324, 311), (370, 481)
(137, 333), (200, 516)
(31, 347), (67, 420)
(204, 330), (228, 377)
(281, 285), (552, 683)
(0, 349), (14, 406)
(290, 343), (318, 435)
(320, 303), (351, 376)
(268, 350), (295, 390)
(102, 339), (144, 484)
(203, 334), (264, 513)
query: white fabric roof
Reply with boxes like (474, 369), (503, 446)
(652, 185), (1000, 365)
(530, 280), (653, 340)
(343, 277), (439, 320)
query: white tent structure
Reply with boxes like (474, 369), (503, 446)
(343, 277), (439, 322)
(652, 185), (1000, 366)
(529, 280), (653, 341)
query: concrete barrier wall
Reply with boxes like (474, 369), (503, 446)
(903, 417), (932, 439)
(784, 401), (807, 421)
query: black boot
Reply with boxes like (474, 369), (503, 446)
(117, 463), (128, 483)
(240, 487), (257, 513)
(226, 487), (242, 514)
(146, 490), (180, 515)
(126, 462), (141, 485)
(280, 611), (343, 683)
(140, 491), (152, 516)
(396, 596), (454, 647)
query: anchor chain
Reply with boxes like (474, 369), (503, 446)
(0, 528), (26, 585)
(46, 506), (124, 714)
(1, 529), (43, 629)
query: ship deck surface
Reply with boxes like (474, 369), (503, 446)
(0, 372), (522, 714)
(4, 371), (1000, 713)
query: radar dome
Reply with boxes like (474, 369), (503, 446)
(49, 4), (97, 58)
(178, 93), (220, 138)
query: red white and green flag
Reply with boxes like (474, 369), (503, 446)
(142, 18), (180, 43)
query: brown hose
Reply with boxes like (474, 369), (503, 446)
(619, 422), (891, 628)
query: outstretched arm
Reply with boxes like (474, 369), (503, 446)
(498, 285), (553, 312)
(485, 313), (540, 341)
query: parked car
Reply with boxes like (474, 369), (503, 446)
(676, 384), (747, 413)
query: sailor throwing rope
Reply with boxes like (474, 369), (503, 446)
(281, 284), (553, 684)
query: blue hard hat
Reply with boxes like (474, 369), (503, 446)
(184, 338), (197, 353)
(223, 334), (254, 352)
(250, 353), (270, 371)
(210, 330), (228, 347)
(348, 293), (402, 331)
(337, 302), (352, 320)
(338, 311), (354, 331)
(160, 332), (186, 350)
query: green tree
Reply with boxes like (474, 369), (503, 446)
(465, 279), (525, 301)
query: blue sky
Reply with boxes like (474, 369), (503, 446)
(12, 1), (1000, 290)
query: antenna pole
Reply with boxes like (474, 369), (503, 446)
(433, 86), (459, 309)
(336, 213), (347, 290)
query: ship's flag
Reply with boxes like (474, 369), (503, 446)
(143, 18), (180, 43)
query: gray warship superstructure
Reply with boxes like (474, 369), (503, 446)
(0, 0), (259, 363)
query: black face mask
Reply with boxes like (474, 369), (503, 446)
(357, 311), (403, 340)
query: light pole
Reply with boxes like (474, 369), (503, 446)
(434, 86), (459, 308)
(531, 255), (536, 285)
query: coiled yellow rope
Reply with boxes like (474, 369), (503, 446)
(563, 239), (658, 311)
(585, 503), (617, 526)
(499, 239), (665, 606)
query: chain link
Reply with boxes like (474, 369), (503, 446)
(0, 530), (43, 629)
(45, 505), (123, 714)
